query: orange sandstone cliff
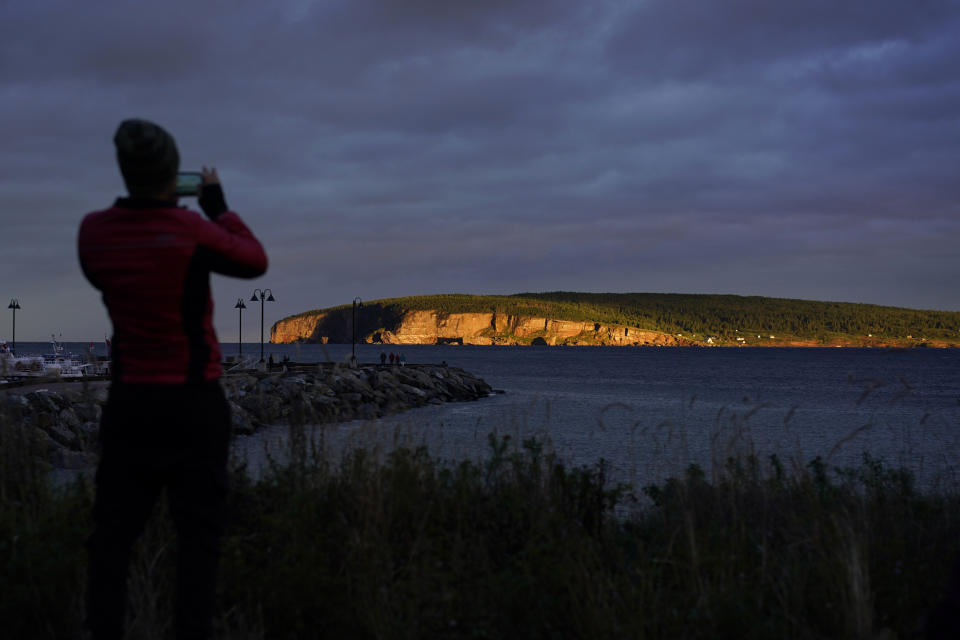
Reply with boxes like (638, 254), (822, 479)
(271, 309), (695, 346)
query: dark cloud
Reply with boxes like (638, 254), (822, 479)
(1, 0), (958, 341)
(606, 0), (959, 80)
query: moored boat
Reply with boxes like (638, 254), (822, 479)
(0, 335), (110, 382)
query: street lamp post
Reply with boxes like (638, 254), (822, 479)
(352, 297), (363, 364)
(250, 288), (275, 363)
(7, 299), (20, 355)
(234, 298), (246, 360)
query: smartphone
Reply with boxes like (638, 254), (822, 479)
(175, 172), (203, 196)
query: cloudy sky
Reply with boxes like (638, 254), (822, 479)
(2, 0), (959, 342)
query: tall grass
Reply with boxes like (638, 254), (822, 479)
(2, 404), (959, 638)
(0, 410), (90, 638)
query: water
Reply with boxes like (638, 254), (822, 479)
(219, 343), (960, 489)
(21, 342), (960, 487)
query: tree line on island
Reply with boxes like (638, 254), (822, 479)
(277, 292), (960, 346)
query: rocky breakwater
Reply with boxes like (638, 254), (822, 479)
(221, 365), (492, 433)
(1, 364), (493, 470)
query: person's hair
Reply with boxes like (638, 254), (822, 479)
(114, 119), (179, 197)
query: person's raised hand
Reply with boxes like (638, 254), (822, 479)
(198, 166), (228, 219)
(201, 166), (220, 186)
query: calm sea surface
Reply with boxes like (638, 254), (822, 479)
(228, 343), (960, 488)
(31, 342), (960, 488)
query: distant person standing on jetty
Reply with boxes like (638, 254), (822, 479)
(78, 118), (268, 640)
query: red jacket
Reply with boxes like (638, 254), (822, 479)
(78, 197), (268, 384)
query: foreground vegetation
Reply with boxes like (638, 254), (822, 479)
(2, 415), (959, 638)
(282, 292), (960, 346)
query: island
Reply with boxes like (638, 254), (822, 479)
(271, 292), (960, 348)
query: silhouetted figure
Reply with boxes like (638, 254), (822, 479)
(389, 352), (395, 364)
(79, 119), (267, 640)
(380, 351), (386, 365)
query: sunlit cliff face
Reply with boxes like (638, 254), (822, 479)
(271, 309), (695, 347)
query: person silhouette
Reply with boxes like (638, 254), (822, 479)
(79, 118), (267, 640)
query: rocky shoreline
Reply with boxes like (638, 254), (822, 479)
(1, 364), (494, 470)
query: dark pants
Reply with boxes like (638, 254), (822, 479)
(86, 382), (231, 640)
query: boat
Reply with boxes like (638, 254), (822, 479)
(42, 334), (90, 377)
(0, 335), (110, 382)
(0, 351), (46, 377)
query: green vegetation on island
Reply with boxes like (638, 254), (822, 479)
(280, 292), (960, 346)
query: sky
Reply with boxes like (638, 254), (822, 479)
(1, 0), (959, 342)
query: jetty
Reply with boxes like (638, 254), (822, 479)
(0, 363), (494, 469)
